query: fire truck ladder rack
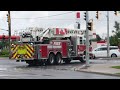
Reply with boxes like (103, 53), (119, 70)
(38, 28), (86, 39)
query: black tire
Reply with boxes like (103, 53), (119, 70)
(47, 53), (55, 65)
(26, 60), (36, 66)
(111, 54), (117, 58)
(55, 54), (62, 65)
(64, 58), (71, 64)
(26, 60), (42, 66)
(79, 56), (86, 63)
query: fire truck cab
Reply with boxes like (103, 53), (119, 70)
(10, 27), (93, 66)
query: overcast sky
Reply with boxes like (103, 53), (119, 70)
(0, 11), (119, 38)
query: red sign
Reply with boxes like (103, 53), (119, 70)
(76, 12), (80, 18)
(54, 28), (67, 35)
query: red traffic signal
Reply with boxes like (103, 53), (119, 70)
(76, 12), (80, 18)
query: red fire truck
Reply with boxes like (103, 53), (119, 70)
(10, 27), (93, 66)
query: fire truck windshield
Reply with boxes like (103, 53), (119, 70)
(22, 33), (32, 38)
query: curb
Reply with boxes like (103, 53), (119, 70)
(0, 57), (9, 60)
(95, 57), (120, 60)
(75, 69), (120, 77)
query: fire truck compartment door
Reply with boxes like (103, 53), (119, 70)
(41, 46), (47, 58)
(62, 42), (67, 57)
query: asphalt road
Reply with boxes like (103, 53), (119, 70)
(0, 58), (120, 79)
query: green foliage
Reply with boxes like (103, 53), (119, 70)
(114, 21), (120, 32)
(111, 66), (120, 69)
(96, 34), (102, 41)
(90, 38), (97, 42)
(0, 40), (18, 57)
(0, 48), (9, 57)
(110, 21), (120, 46)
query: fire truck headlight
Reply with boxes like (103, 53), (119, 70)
(30, 43), (33, 45)
(69, 49), (72, 51)
(78, 52), (80, 54)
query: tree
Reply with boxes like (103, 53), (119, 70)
(114, 21), (120, 32)
(96, 34), (102, 41)
(110, 21), (120, 46)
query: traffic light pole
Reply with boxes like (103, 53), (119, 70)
(8, 11), (11, 59)
(85, 11), (90, 67)
(107, 11), (110, 58)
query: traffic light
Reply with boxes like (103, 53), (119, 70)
(6, 13), (10, 23)
(87, 21), (93, 31)
(78, 23), (80, 29)
(76, 12), (80, 18)
(84, 12), (86, 21)
(76, 22), (80, 29)
(96, 11), (99, 19)
(114, 11), (118, 15)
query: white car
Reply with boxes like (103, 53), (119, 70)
(92, 46), (120, 58)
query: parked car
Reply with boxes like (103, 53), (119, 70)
(92, 46), (120, 59)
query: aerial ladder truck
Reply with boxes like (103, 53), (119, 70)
(10, 27), (93, 66)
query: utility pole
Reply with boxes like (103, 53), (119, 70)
(107, 11), (110, 58)
(7, 11), (11, 59)
(86, 11), (90, 67)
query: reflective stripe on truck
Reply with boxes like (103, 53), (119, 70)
(11, 44), (34, 60)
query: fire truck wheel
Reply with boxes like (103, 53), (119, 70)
(26, 60), (36, 66)
(55, 54), (62, 65)
(79, 57), (86, 63)
(64, 59), (71, 64)
(47, 53), (55, 65)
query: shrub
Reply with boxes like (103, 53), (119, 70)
(0, 49), (9, 57)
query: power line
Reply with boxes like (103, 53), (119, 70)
(0, 28), (8, 31)
(0, 11), (75, 20)
(13, 11), (75, 19)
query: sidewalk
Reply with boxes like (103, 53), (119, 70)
(74, 63), (120, 76)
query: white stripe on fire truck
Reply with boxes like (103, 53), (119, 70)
(47, 46), (61, 49)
